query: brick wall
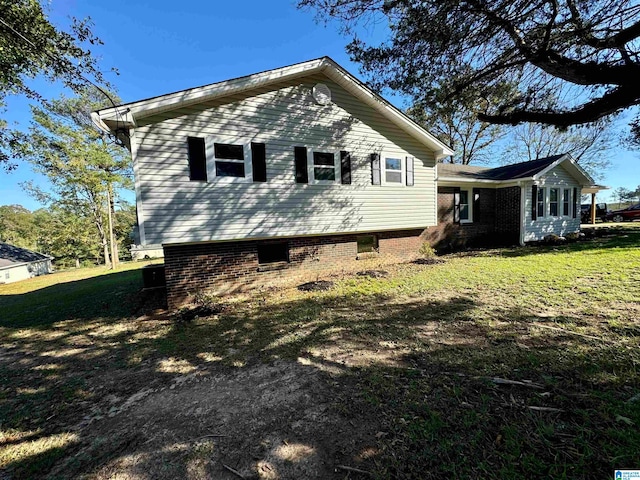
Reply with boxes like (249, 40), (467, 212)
(495, 186), (521, 244)
(164, 229), (426, 308)
(426, 186), (520, 249)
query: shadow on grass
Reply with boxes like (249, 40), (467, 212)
(1, 229), (639, 478)
(0, 269), (164, 328)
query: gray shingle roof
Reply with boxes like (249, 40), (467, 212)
(0, 243), (51, 268)
(438, 154), (565, 181)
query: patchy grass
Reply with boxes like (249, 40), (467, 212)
(1, 230), (639, 479)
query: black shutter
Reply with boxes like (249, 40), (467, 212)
(340, 151), (351, 185)
(406, 156), (414, 186)
(453, 187), (461, 224)
(532, 185), (538, 220)
(371, 153), (381, 185)
(187, 137), (207, 181)
(573, 187), (578, 218)
(251, 142), (267, 182)
(294, 146), (308, 184)
(473, 188), (480, 223)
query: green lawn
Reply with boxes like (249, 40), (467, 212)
(1, 230), (639, 479)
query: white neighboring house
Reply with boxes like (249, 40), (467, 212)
(0, 243), (53, 284)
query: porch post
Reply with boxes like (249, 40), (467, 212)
(590, 192), (596, 224)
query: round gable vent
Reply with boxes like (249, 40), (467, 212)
(312, 83), (332, 105)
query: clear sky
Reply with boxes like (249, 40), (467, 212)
(1, 0), (638, 209)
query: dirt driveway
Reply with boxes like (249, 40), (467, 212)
(44, 359), (378, 479)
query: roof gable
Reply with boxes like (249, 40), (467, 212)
(92, 57), (453, 159)
(438, 154), (600, 187)
(0, 243), (51, 268)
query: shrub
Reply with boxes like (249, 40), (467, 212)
(419, 242), (436, 258)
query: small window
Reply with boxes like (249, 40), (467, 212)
(563, 189), (571, 216)
(214, 142), (245, 178)
(257, 241), (289, 264)
(459, 190), (470, 222)
(357, 235), (378, 254)
(4, 272), (9, 279)
(313, 152), (336, 181)
(537, 187), (545, 218)
(384, 157), (402, 183)
(550, 188), (559, 216)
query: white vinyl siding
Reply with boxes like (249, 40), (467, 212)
(132, 74), (437, 245)
(523, 164), (581, 242)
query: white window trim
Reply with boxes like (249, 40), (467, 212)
(307, 148), (341, 185)
(459, 188), (473, 223)
(381, 153), (405, 186)
(548, 187), (560, 217)
(205, 136), (253, 184)
(536, 186), (546, 218)
(562, 188), (572, 217)
(536, 184), (577, 219)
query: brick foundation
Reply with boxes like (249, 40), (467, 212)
(164, 229), (426, 308)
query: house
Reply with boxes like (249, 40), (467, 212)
(91, 57), (602, 307)
(430, 154), (606, 248)
(0, 243), (53, 284)
(93, 57), (454, 307)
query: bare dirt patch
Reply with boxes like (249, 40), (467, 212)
(51, 361), (379, 479)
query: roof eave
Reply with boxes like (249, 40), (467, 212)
(94, 57), (454, 157)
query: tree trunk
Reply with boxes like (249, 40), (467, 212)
(108, 185), (119, 267)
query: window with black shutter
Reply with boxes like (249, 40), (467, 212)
(251, 142), (267, 182)
(294, 147), (308, 184)
(187, 137), (207, 181)
(340, 151), (351, 185)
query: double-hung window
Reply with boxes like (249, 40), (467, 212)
(563, 189), (571, 216)
(383, 157), (403, 184)
(312, 152), (336, 181)
(537, 187), (545, 218)
(459, 190), (471, 222)
(213, 143), (245, 178)
(549, 188), (559, 216)
(203, 137), (255, 183)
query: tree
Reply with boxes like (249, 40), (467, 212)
(14, 88), (132, 266)
(407, 83), (510, 164)
(501, 121), (612, 178)
(35, 206), (102, 268)
(0, 204), (38, 248)
(301, 0), (640, 129)
(0, 0), (110, 169)
(612, 187), (634, 205)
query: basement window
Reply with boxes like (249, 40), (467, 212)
(257, 241), (289, 264)
(357, 235), (378, 253)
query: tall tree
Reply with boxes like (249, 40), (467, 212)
(14, 88), (132, 266)
(0, 0), (110, 169)
(34, 206), (101, 268)
(501, 121), (612, 178)
(407, 82), (513, 164)
(0, 204), (38, 248)
(301, 0), (640, 130)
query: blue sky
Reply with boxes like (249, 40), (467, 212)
(1, 0), (638, 209)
